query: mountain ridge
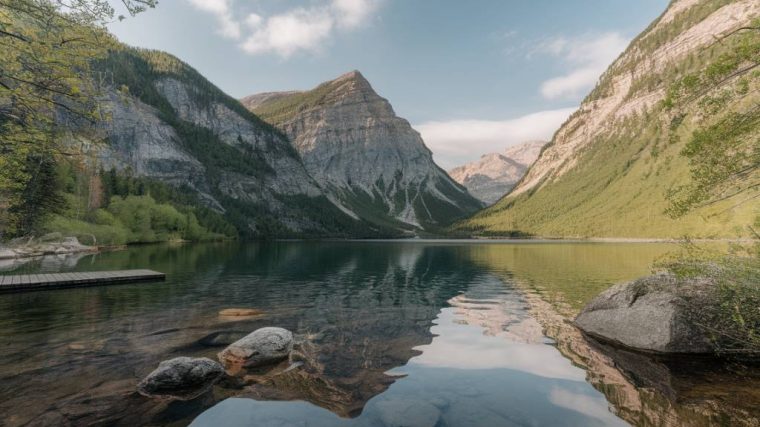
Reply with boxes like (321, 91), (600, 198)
(67, 48), (390, 238)
(448, 141), (545, 204)
(243, 70), (484, 232)
(460, 0), (760, 238)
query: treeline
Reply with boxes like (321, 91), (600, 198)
(46, 164), (237, 245)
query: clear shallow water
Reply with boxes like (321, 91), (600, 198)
(0, 241), (756, 426)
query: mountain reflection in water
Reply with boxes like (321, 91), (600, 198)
(0, 241), (756, 426)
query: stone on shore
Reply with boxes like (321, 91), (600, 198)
(0, 236), (96, 260)
(574, 274), (714, 353)
(137, 357), (224, 400)
(218, 327), (293, 369)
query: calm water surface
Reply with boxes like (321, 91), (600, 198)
(0, 241), (756, 426)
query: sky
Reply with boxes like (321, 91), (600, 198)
(107, 0), (669, 169)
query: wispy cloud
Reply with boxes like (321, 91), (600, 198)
(187, 0), (240, 39)
(186, 0), (379, 58)
(535, 32), (629, 100)
(415, 108), (576, 170)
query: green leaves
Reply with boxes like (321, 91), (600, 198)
(664, 30), (760, 220)
(0, 0), (153, 237)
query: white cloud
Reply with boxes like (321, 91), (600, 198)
(241, 8), (334, 57)
(536, 32), (629, 100)
(541, 67), (604, 100)
(415, 108), (576, 170)
(245, 13), (262, 29)
(187, 0), (240, 39)
(332, 0), (376, 29)
(186, 0), (379, 57)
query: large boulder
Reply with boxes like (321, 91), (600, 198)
(575, 274), (714, 353)
(218, 327), (294, 369)
(137, 357), (224, 400)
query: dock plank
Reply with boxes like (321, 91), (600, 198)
(0, 270), (165, 293)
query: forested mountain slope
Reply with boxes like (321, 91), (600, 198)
(460, 0), (759, 238)
(68, 48), (385, 238)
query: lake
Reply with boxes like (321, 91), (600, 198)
(1, 241), (757, 426)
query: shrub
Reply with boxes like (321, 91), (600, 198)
(45, 215), (129, 245)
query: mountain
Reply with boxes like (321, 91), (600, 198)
(75, 48), (380, 238)
(460, 0), (760, 238)
(448, 141), (546, 204)
(242, 71), (484, 232)
(503, 140), (545, 167)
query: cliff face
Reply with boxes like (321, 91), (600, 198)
(513, 0), (758, 197)
(243, 71), (483, 231)
(80, 49), (371, 237)
(463, 0), (760, 238)
(448, 141), (545, 205)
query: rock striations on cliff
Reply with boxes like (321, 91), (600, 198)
(448, 141), (546, 205)
(462, 0), (760, 238)
(242, 71), (483, 231)
(79, 49), (396, 238)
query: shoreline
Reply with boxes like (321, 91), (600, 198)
(2, 235), (754, 263)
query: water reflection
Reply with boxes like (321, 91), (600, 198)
(0, 241), (756, 426)
(514, 276), (760, 427)
(0, 242), (472, 425)
(193, 274), (625, 427)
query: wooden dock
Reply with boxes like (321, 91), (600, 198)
(0, 269), (165, 293)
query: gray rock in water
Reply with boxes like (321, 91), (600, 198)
(137, 357), (224, 400)
(218, 327), (294, 368)
(575, 274), (714, 353)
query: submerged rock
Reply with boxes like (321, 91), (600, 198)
(218, 327), (294, 369)
(375, 398), (441, 427)
(575, 274), (714, 353)
(137, 357), (224, 401)
(218, 308), (264, 317)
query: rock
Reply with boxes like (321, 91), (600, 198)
(38, 232), (63, 242)
(218, 308), (264, 317)
(136, 357), (224, 400)
(374, 398), (441, 427)
(0, 248), (17, 260)
(198, 331), (248, 347)
(575, 274), (714, 353)
(218, 327), (293, 369)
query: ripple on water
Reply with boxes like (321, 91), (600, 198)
(0, 241), (755, 426)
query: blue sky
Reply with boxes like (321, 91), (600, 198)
(108, 0), (669, 169)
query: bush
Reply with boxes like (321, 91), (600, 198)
(665, 254), (760, 354)
(45, 215), (129, 245)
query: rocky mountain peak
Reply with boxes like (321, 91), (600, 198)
(319, 69), (383, 107)
(334, 69), (369, 84)
(448, 140), (546, 205)
(243, 71), (483, 231)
